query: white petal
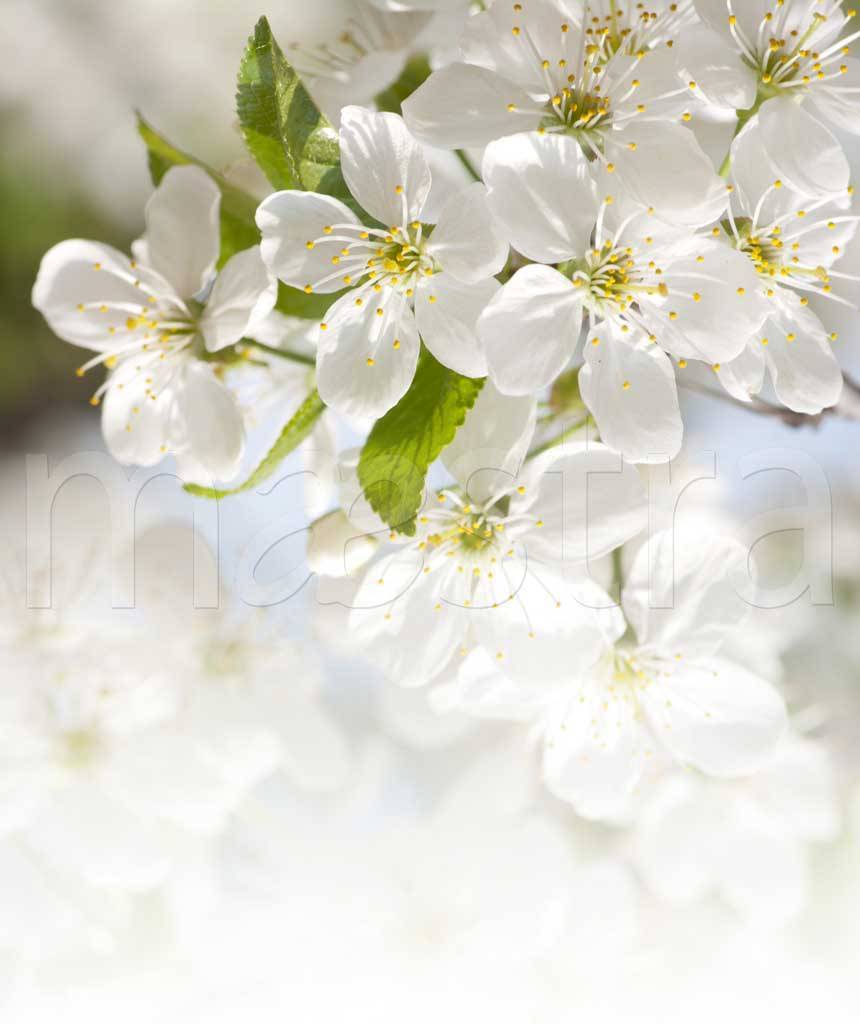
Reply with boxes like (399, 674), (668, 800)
(275, 697), (352, 792)
(173, 361), (246, 483)
(751, 734), (840, 841)
(483, 133), (598, 263)
(763, 297), (843, 414)
(718, 341), (766, 403)
(26, 786), (170, 891)
(426, 182), (508, 282)
(144, 165), (220, 299)
(307, 509), (378, 579)
(414, 272), (496, 377)
(633, 775), (723, 902)
(718, 829), (808, 925)
(441, 379), (537, 505)
(32, 239), (174, 352)
(622, 528), (752, 657)
(256, 190), (361, 294)
(642, 657), (786, 777)
(579, 330), (683, 463)
(606, 123), (727, 228)
(350, 552), (465, 687)
(543, 679), (649, 821)
(479, 265), (582, 395)
(339, 105), (431, 225)
(432, 648), (547, 722)
(200, 246), (277, 352)
(101, 358), (172, 467)
(675, 25), (757, 109)
(403, 63), (538, 149)
(316, 289), (420, 419)
(758, 97), (850, 198)
(644, 239), (768, 362)
(511, 442), (648, 567)
(472, 570), (613, 687)
(807, 58), (860, 136)
(461, 0), (583, 91)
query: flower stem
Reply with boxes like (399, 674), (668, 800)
(454, 149), (481, 183)
(242, 339), (315, 367)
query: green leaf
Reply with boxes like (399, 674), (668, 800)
(237, 17), (357, 212)
(374, 55), (432, 115)
(185, 388), (325, 499)
(276, 281), (347, 320)
(358, 352), (485, 536)
(136, 113), (259, 267)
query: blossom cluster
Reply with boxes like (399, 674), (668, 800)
(25, 0), (860, 965)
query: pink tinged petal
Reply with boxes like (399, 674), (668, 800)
(144, 165), (220, 299)
(482, 133), (599, 263)
(471, 568), (613, 687)
(512, 442), (648, 566)
(579, 330), (683, 464)
(763, 302), (843, 414)
(403, 63), (539, 149)
(608, 122), (727, 228)
(339, 105), (431, 225)
(674, 25), (757, 109)
(478, 264), (582, 395)
(200, 246), (277, 352)
(350, 553), (466, 688)
(542, 680), (650, 821)
(645, 240), (768, 362)
(316, 289), (420, 419)
(441, 379), (537, 506)
(173, 361), (246, 483)
(425, 182), (508, 283)
(255, 190), (361, 294)
(101, 358), (173, 467)
(718, 341), (766, 403)
(641, 657), (787, 777)
(758, 98), (850, 198)
(414, 272), (496, 378)
(622, 529), (752, 658)
(31, 239), (173, 352)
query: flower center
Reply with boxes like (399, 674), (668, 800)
(566, 241), (663, 317)
(732, 2), (852, 97)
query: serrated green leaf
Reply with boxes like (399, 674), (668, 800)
(276, 281), (347, 320)
(237, 17), (357, 212)
(374, 55), (432, 115)
(185, 388), (325, 499)
(136, 113), (259, 267)
(358, 353), (485, 536)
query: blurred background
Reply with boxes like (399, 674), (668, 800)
(2, 2), (860, 1022)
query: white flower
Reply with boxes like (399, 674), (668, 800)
(32, 166), (277, 483)
(686, 0), (860, 136)
(344, 384), (647, 688)
(438, 529), (787, 821)
(715, 114), (857, 413)
(477, 134), (768, 461)
(632, 733), (840, 924)
(403, 0), (728, 226)
(289, 1), (437, 124)
(256, 105), (508, 419)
